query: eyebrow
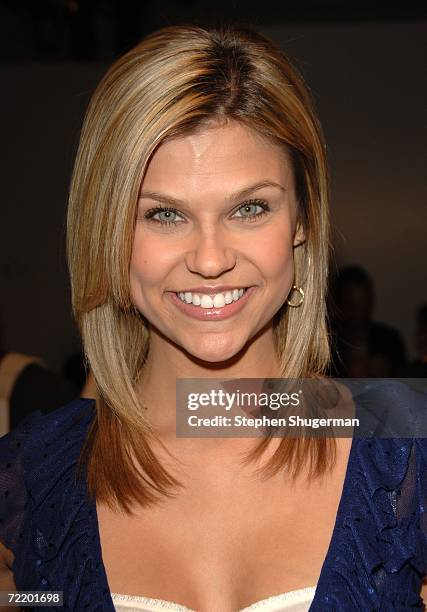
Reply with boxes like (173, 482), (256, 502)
(138, 180), (286, 208)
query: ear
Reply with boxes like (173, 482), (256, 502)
(293, 221), (306, 248)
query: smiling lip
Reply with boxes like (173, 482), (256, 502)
(170, 284), (252, 295)
(167, 286), (257, 320)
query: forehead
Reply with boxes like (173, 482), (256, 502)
(141, 121), (294, 195)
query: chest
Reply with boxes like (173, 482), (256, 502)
(96, 438), (352, 611)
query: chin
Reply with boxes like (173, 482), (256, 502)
(183, 333), (248, 365)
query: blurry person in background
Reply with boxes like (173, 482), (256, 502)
(403, 303), (427, 377)
(0, 348), (79, 436)
(0, 346), (96, 436)
(329, 266), (406, 377)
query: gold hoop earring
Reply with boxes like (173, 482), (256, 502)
(286, 285), (304, 308)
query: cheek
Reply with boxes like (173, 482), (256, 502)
(129, 232), (162, 296)
(253, 225), (295, 281)
(129, 231), (179, 298)
(130, 233), (146, 290)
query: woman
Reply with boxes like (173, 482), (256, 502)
(0, 24), (426, 612)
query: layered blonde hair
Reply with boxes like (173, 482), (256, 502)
(68, 24), (332, 513)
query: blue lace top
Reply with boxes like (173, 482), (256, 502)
(0, 380), (426, 611)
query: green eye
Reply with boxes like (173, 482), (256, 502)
(234, 200), (269, 221)
(144, 206), (183, 226)
(143, 198), (270, 227)
(155, 209), (179, 223)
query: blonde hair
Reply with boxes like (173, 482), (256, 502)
(68, 24), (333, 514)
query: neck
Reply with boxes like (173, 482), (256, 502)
(136, 323), (282, 436)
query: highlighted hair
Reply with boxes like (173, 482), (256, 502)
(68, 24), (332, 513)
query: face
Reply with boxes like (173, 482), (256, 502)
(130, 120), (304, 363)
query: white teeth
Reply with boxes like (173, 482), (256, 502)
(213, 293), (225, 308)
(200, 294), (213, 308)
(176, 288), (248, 308)
(224, 291), (233, 304)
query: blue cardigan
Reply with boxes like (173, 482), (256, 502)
(0, 380), (426, 611)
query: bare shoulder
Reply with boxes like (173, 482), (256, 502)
(0, 537), (15, 573)
(421, 579), (427, 607)
(0, 539), (17, 611)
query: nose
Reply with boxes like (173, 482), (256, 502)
(184, 226), (237, 279)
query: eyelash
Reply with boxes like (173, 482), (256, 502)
(143, 199), (270, 227)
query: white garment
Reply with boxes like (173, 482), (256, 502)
(111, 585), (316, 612)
